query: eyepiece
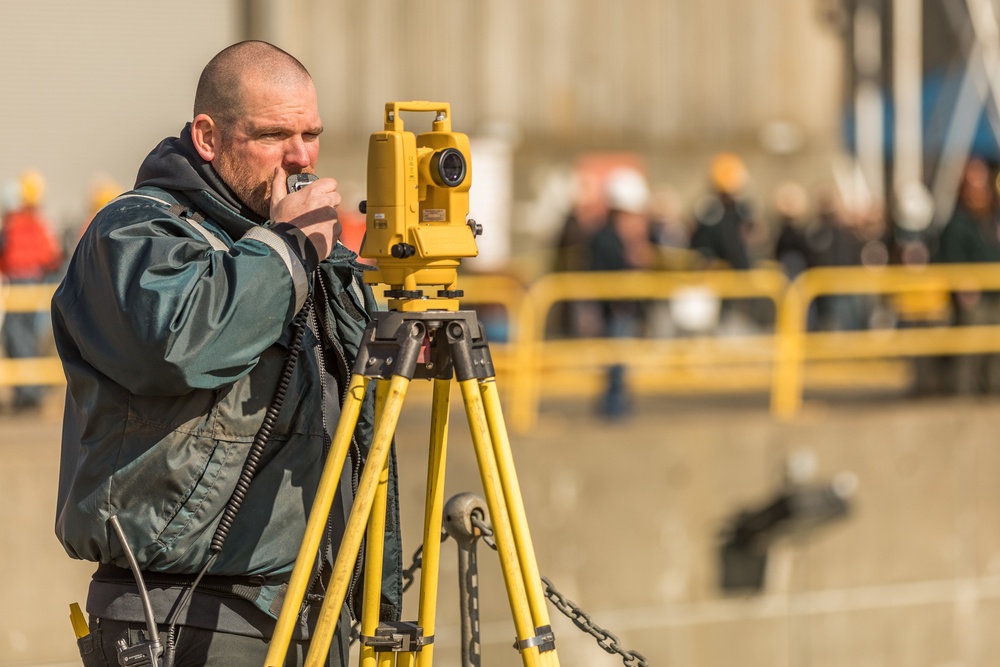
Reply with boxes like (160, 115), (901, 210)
(432, 148), (467, 188)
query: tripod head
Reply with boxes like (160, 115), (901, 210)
(360, 101), (482, 312)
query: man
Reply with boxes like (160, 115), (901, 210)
(588, 167), (655, 418)
(52, 41), (402, 666)
(689, 152), (753, 272)
(0, 169), (63, 412)
(933, 157), (1000, 393)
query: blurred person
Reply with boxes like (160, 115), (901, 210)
(691, 153), (771, 332)
(553, 166), (608, 272)
(0, 178), (18, 213)
(646, 184), (698, 337)
(932, 157), (1000, 394)
(0, 169), (63, 412)
(51, 41), (402, 667)
(649, 184), (691, 253)
(690, 152), (753, 271)
(771, 180), (812, 280)
(803, 186), (868, 331)
(551, 165), (609, 338)
(78, 177), (123, 239)
(891, 229), (952, 395)
(588, 167), (655, 419)
(934, 157), (1000, 263)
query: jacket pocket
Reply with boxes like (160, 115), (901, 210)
(109, 392), (249, 571)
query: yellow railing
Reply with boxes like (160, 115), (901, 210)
(505, 268), (789, 432)
(455, 272), (526, 378)
(0, 274), (528, 390)
(0, 283), (62, 388)
(9, 265), (1000, 432)
(770, 263), (1000, 419)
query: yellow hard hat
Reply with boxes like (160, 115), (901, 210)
(709, 153), (747, 195)
(19, 169), (45, 207)
(90, 180), (122, 213)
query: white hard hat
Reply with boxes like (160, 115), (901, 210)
(605, 168), (650, 214)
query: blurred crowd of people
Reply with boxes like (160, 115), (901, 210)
(550, 152), (1000, 418)
(6, 154), (1000, 417)
(0, 169), (120, 412)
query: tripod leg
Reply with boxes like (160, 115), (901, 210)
(478, 379), (558, 663)
(265, 373), (370, 667)
(359, 380), (393, 667)
(303, 374), (413, 667)
(414, 378), (453, 667)
(457, 378), (549, 667)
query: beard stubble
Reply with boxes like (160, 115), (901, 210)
(215, 142), (271, 219)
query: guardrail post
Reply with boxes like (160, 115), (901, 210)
(508, 275), (545, 435)
(771, 275), (809, 420)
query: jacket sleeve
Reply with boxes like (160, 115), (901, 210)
(52, 196), (308, 395)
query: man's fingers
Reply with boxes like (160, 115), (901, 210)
(305, 176), (339, 196)
(271, 167), (289, 207)
(298, 178), (341, 210)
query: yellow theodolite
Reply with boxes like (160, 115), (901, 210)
(264, 102), (560, 667)
(360, 101), (482, 312)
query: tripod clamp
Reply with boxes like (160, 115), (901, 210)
(360, 621), (433, 652)
(354, 310), (495, 382)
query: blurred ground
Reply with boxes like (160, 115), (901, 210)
(4, 386), (1000, 666)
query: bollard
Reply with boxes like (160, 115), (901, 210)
(443, 493), (490, 667)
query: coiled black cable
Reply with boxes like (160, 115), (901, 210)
(211, 293), (314, 553)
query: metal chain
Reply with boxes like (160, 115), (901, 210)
(402, 529), (451, 595)
(470, 515), (650, 667)
(347, 518), (650, 666)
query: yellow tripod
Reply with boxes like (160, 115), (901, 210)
(264, 309), (560, 667)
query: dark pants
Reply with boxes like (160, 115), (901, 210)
(78, 617), (350, 667)
(1, 310), (47, 408)
(598, 303), (641, 419)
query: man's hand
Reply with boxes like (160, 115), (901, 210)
(270, 168), (342, 260)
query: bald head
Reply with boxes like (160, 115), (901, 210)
(194, 41), (311, 127)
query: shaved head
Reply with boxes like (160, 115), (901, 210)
(194, 40), (311, 127)
(189, 40), (323, 218)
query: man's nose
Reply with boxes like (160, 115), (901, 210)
(283, 137), (311, 169)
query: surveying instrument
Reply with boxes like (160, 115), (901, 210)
(264, 102), (561, 667)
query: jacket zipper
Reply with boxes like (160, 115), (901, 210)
(314, 270), (367, 622)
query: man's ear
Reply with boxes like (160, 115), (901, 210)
(191, 114), (218, 162)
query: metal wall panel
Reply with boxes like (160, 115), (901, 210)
(0, 1), (844, 231)
(262, 0), (843, 149)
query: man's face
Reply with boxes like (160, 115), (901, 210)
(213, 77), (323, 218)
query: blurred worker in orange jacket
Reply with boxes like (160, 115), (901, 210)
(0, 169), (63, 411)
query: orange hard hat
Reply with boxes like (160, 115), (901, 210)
(709, 153), (747, 194)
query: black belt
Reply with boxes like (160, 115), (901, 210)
(93, 563), (268, 604)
